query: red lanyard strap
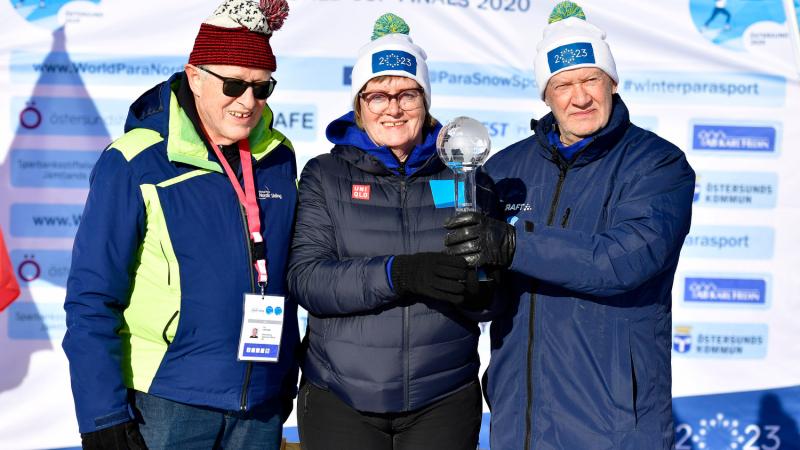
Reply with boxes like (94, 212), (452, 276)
(202, 130), (268, 290)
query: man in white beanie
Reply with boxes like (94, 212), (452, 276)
(63, 1), (298, 448)
(444, 2), (695, 449)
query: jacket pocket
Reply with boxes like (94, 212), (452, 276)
(612, 317), (637, 431)
(162, 310), (179, 345)
(159, 241), (173, 286)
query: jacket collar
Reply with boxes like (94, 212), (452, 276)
(326, 111), (445, 177)
(124, 72), (290, 173)
(532, 94), (631, 167)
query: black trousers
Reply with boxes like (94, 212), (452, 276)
(297, 381), (482, 450)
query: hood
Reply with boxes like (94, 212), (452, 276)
(325, 111), (443, 177)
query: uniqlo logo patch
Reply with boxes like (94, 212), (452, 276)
(352, 184), (371, 201)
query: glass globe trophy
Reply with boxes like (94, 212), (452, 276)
(436, 117), (491, 213)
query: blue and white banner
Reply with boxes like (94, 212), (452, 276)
(1, 1), (799, 449)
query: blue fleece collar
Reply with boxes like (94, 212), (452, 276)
(547, 130), (594, 161)
(325, 111), (442, 177)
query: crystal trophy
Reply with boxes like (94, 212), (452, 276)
(436, 117), (491, 213)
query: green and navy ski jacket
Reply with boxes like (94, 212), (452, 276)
(63, 73), (299, 433)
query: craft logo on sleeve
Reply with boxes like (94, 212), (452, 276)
(351, 184), (371, 201)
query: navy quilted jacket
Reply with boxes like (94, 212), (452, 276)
(288, 112), (482, 413)
(484, 95), (694, 450)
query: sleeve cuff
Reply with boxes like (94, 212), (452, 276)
(386, 255), (396, 292)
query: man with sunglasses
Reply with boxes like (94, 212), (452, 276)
(63, 1), (298, 449)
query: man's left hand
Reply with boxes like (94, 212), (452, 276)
(444, 212), (516, 268)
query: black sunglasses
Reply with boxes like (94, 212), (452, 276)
(196, 66), (277, 100)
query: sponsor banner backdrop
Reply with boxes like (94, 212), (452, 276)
(0, 1), (799, 449)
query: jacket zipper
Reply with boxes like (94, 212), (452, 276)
(398, 171), (412, 411)
(546, 158), (569, 225)
(239, 202), (256, 412)
(525, 149), (569, 450)
(524, 291), (537, 450)
(560, 208), (572, 228)
(210, 141), (285, 413)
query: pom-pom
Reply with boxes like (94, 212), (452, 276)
(548, 1), (585, 24)
(371, 13), (410, 41)
(260, 0), (289, 32)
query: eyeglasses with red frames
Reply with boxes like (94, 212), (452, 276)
(358, 88), (424, 114)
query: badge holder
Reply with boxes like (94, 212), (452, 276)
(237, 289), (284, 363)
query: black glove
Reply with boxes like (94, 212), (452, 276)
(460, 268), (499, 311)
(391, 252), (471, 305)
(81, 421), (148, 450)
(444, 212), (516, 268)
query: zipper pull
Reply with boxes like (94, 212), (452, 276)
(560, 208), (571, 228)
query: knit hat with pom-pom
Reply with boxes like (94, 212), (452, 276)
(534, 1), (618, 99)
(350, 13), (431, 107)
(189, 0), (289, 71)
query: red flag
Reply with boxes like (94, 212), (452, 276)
(0, 228), (20, 312)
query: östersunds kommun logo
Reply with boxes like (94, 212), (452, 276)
(673, 326), (693, 353)
(672, 323), (768, 358)
(692, 171), (777, 208)
(694, 176), (701, 203)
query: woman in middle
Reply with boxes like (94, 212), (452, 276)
(287, 13), (490, 450)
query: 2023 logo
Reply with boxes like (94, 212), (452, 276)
(552, 47), (589, 66)
(377, 53), (414, 69)
(676, 414), (781, 450)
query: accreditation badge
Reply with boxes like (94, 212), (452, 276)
(237, 294), (284, 362)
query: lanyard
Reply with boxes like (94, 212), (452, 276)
(203, 131), (268, 292)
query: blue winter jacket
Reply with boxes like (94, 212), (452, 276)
(288, 112), (482, 413)
(484, 95), (694, 449)
(63, 73), (299, 433)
